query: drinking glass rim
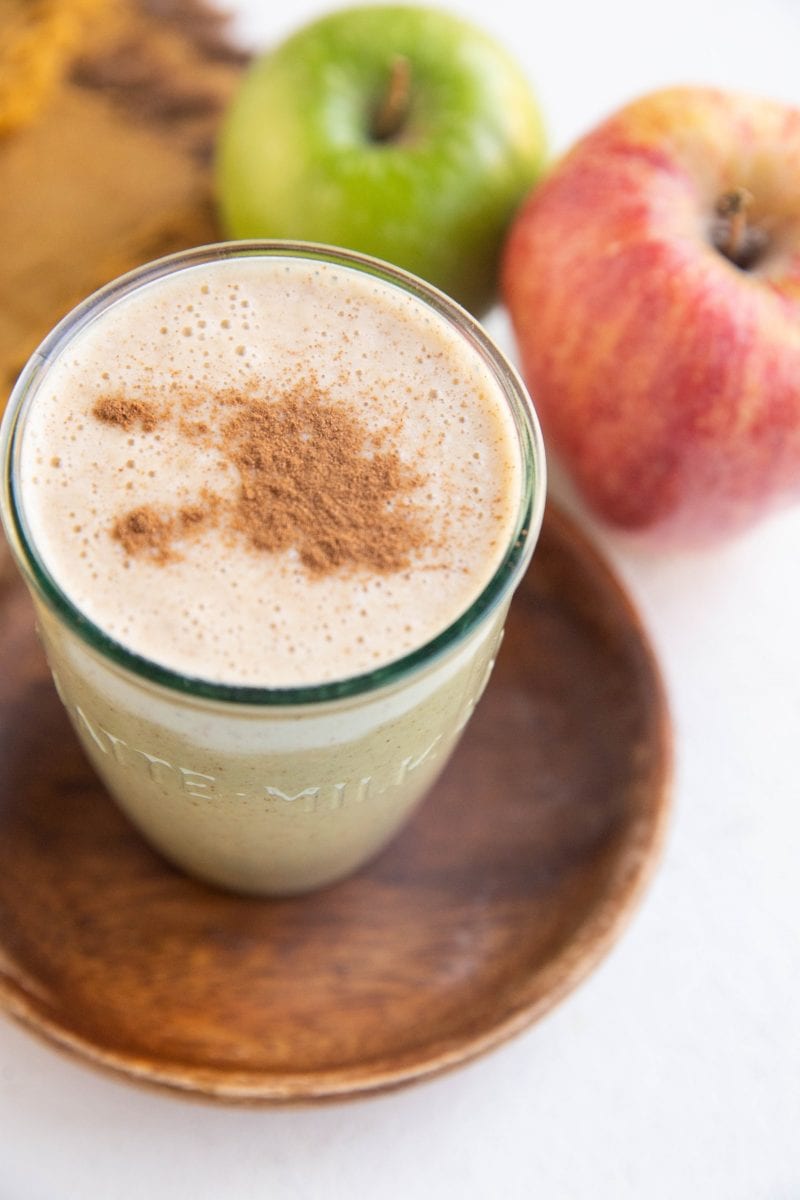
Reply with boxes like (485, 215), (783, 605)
(0, 240), (546, 708)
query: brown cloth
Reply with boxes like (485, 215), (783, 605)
(0, 0), (105, 136)
(0, 0), (247, 403)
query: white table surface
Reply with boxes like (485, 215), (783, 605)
(2, 0), (800, 1196)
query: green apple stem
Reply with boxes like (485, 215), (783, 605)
(714, 187), (768, 270)
(372, 56), (411, 142)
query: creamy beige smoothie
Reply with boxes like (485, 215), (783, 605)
(1, 244), (545, 894)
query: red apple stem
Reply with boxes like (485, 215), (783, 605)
(372, 55), (411, 142)
(713, 187), (769, 270)
(717, 187), (753, 261)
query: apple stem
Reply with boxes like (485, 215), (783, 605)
(713, 187), (768, 270)
(372, 56), (411, 142)
(718, 187), (752, 259)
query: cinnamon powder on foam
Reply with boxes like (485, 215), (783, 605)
(91, 382), (429, 575)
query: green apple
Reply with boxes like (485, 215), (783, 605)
(216, 5), (546, 315)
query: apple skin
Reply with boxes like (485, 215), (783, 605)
(502, 86), (800, 543)
(216, 6), (546, 316)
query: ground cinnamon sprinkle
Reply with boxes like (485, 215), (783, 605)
(112, 491), (221, 563)
(92, 394), (164, 432)
(112, 504), (177, 564)
(223, 386), (426, 574)
(98, 381), (428, 575)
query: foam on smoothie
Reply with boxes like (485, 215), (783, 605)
(19, 256), (522, 687)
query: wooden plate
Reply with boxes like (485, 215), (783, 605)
(0, 505), (671, 1102)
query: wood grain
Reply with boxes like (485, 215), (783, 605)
(0, 505), (671, 1101)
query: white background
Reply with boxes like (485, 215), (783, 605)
(2, 0), (800, 1196)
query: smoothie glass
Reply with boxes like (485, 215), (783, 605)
(0, 243), (546, 895)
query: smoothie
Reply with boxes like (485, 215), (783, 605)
(1, 244), (544, 893)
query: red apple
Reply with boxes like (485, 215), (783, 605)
(502, 86), (800, 542)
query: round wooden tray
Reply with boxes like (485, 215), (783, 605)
(0, 505), (671, 1102)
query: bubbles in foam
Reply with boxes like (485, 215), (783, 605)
(19, 255), (522, 687)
